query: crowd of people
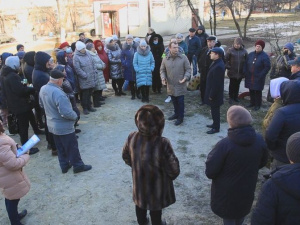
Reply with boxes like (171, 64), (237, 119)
(0, 27), (300, 225)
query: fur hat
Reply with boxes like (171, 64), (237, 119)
(139, 40), (147, 47)
(175, 33), (184, 39)
(75, 41), (86, 51)
(5, 56), (20, 71)
(59, 42), (70, 49)
(270, 77), (289, 99)
(286, 132), (300, 163)
(86, 43), (94, 50)
(234, 37), (243, 45)
(16, 44), (24, 51)
(284, 43), (294, 52)
(255, 40), (265, 49)
(105, 37), (113, 45)
(50, 69), (65, 79)
(227, 106), (253, 129)
(135, 105), (165, 136)
(126, 34), (133, 40)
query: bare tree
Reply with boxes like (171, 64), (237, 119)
(209, 0), (218, 35)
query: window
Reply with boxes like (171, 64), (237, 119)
(152, 0), (165, 8)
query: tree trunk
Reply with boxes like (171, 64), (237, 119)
(187, 0), (203, 26)
(243, 0), (254, 39)
(228, 6), (243, 38)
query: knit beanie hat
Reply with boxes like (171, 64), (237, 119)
(134, 37), (140, 43)
(86, 43), (94, 50)
(270, 77), (289, 99)
(112, 34), (118, 41)
(234, 37), (243, 45)
(5, 56), (20, 71)
(126, 34), (133, 40)
(105, 37), (113, 45)
(16, 44), (24, 51)
(175, 33), (184, 39)
(286, 132), (300, 163)
(75, 41), (86, 51)
(227, 105), (253, 128)
(139, 40), (147, 47)
(59, 42), (70, 49)
(255, 40), (265, 50)
(135, 105), (165, 137)
(284, 43), (294, 52)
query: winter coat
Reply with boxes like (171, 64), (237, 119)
(244, 50), (271, 91)
(149, 34), (165, 61)
(178, 41), (188, 55)
(270, 52), (296, 79)
(225, 45), (248, 80)
(73, 50), (96, 89)
(133, 46), (155, 88)
(39, 83), (77, 135)
(2, 66), (35, 115)
(204, 58), (225, 107)
(251, 163), (300, 225)
(262, 98), (283, 137)
(160, 52), (191, 97)
(56, 50), (76, 91)
(106, 44), (123, 79)
(206, 125), (268, 219)
(265, 80), (300, 163)
(86, 50), (106, 91)
(196, 25), (209, 49)
(290, 71), (300, 80)
(22, 51), (35, 84)
(184, 35), (202, 57)
(94, 40), (110, 82)
(32, 51), (51, 93)
(0, 133), (30, 200)
(122, 105), (180, 210)
(121, 42), (137, 81)
(198, 47), (213, 82)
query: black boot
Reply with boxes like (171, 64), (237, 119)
(93, 91), (101, 108)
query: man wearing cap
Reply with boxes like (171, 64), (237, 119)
(198, 35), (217, 105)
(252, 132), (300, 224)
(244, 40), (271, 111)
(206, 106), (268, 225)
(289, 56), (300, 80)
(160, 41), (191, 126)
(205, 47), (225, 134)
(39, 69), (92, 174)
(184, 28), (201, 75)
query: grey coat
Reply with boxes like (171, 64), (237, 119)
(39, 83), (77, 135)
(106, 44), (123, 79)
(73, 50), (96, 89)
(160, 52), (191, 97)
(87, 50), (107, 91)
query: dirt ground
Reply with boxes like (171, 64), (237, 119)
(0, 84), (269, 225)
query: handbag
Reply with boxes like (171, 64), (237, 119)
(7, 113), (19, 134)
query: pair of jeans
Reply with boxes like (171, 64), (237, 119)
(229, 78), (242, 100)
(223, 217), (245, 225)
(5, 198), (22, 225)
(187, 54), (198, 76)
(135, 205), (162, 225)
(81, 88), (93, 110)
(53, 132), (84, 170)
(171, 95), (184, 120)
(211, 105), (220, 130)
(249, 89), (262, 107)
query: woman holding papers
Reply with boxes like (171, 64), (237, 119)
(0, 120), (30, 225)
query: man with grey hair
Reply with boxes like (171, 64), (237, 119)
(39, 69), (92, 174)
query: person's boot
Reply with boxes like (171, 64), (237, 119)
(88, 107), (97, 112)
(83, 109), (90, 115)
(115, 91), (121, 96)
(73, 164), (92, 173)
(52, 149), (58, 156)
(93, 92), (101, 108)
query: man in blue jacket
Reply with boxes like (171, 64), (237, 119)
(39, 70), (92, 174)
(251, 132), (300, 225)
(185, 28), (201, 75)
(205, 47), (225, 134)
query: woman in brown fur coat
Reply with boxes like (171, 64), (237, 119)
(122, 105), (180, 225)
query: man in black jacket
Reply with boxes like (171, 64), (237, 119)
(252, 132), (300, 225)
(204, 47), (225, 134)
(2, 56), (40, 154)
